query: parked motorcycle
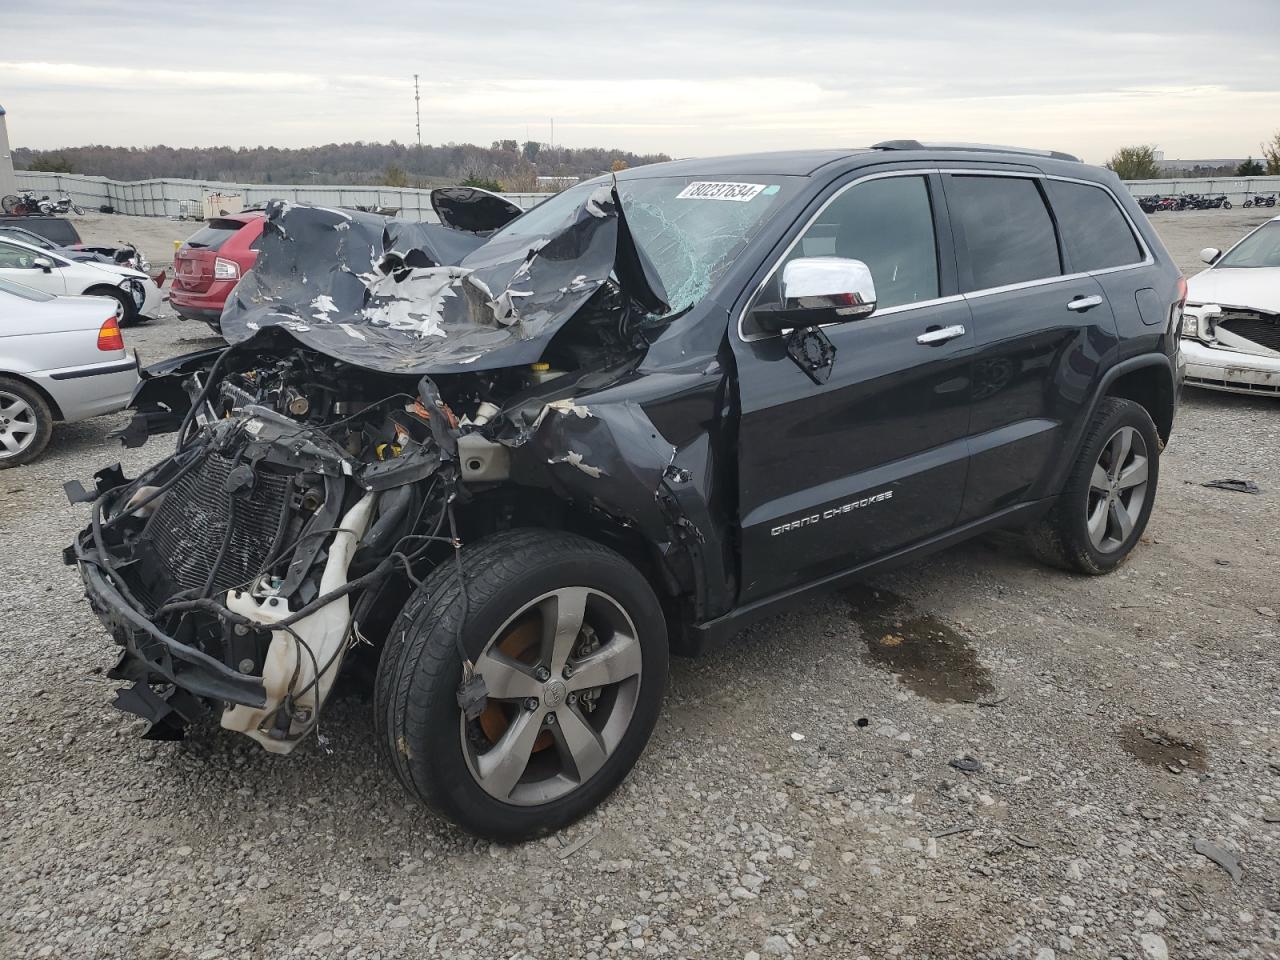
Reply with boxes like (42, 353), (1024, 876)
(38, 192), (85, 216)
(1242, 194), (1277, 208)
(1, 190), (42, 215)
(0, 190), (85, 216)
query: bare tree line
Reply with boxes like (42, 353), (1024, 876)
(15, 140), (673, 188)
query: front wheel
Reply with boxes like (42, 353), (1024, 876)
(374, 529), (669, 840)
(71, 203), (85, 216)
(92, 285), (144, 327)
(1223, 200), (1232, 209)
(1028, 397), (1160, 575)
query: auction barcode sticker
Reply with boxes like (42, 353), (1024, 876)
(676, 181), (767, 202)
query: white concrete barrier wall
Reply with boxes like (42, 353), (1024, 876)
(12, 171), (554, 221)
(1119, 176), (1280, 201)
(14, 170), (1280, 218)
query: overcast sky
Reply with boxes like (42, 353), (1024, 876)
(4, 0), (1279, 164)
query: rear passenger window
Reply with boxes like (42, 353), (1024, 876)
(947, 176), (1061, 291)
(1045, 180), (1143, 272)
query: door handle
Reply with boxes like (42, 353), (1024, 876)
(916, 324), (966, 345)
(1067, 294), (1103, 312)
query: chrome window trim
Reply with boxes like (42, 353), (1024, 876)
(736, 167), (1153, 343)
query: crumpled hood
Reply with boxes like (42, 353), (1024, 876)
(220, 189), (667, 375)
(1187, 266), (1280, 314)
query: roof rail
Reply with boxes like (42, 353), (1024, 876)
(869, 140), (1080, 163)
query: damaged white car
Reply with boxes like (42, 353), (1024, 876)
(1182, 215), (1280, 396)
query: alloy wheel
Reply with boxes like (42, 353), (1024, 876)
(0, 391), (39, 459)
(461, 587), (643, 806)
(1086, 425), (1149, 553)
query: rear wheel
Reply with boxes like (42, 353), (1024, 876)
(0, 378), (53, 468)
(1028, 397), (1159, 575)
(374, 529), (668, 840)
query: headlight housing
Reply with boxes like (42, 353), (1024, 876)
(121, 279), (145, 309)
(1182, 304), (1218, 341)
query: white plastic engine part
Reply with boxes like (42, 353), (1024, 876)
(221, 491), (378, 753)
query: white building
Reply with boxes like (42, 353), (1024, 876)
(0, 105), (17, 198)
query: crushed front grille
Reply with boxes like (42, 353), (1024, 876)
(1218, 310), (1280, 353)
(140, 452), (294, 609)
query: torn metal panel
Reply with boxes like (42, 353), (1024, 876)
(513, 398), (676, 543)
(221, 190), (665, 376)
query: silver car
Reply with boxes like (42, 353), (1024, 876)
(0, 277), (139, 467)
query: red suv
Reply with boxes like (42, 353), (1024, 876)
(170, 212), (264, 332)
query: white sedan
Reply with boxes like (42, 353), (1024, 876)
(1182, 215), (1280, 397)
(0, 235), (161, 327)
(0, 277), (138, 467)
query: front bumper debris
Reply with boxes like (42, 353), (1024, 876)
(75, 539), (269, 724)
(1182, 338), (1280, 396)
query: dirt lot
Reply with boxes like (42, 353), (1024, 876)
(1, 208), (1277, 960)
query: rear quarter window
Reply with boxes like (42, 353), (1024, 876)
(947, 176), (1062, 291)
(1045, 180), (1143, 272)
(184, 219), (247, 251)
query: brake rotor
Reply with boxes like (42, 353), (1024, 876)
(478, 615), (554, 752)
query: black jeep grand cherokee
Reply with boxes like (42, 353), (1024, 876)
(69, 142), (1184, 839)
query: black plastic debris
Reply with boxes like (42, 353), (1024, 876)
(1201, 478), (1260, 494)
(431, 186), (523, 235)
(948, 756), (983, 773)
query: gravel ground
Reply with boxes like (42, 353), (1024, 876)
(1, 208), (1278, 960)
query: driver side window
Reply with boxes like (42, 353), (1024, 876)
(0, 242), (39, 269)
(767, 175), (941, 311)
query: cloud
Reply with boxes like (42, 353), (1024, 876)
(3, 0), (1279, 163)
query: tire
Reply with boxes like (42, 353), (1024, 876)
(1027, 397), (1159, 576)
(374, 528), (669, 841)
(1244, 200), (1254, 208)
(91, 285), (144, 328)
(71, 203), (85, 216)
(0, 377), (53, 468)
(1223, 200), (1232, 210)
(0, 195), (19, 215)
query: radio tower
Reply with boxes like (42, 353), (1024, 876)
(414, 74), (422, 150)
(414, 75), (422, 189)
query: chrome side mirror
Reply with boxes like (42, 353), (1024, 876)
(1199, 247), (1221, 265)
(751, 257), (877, 334)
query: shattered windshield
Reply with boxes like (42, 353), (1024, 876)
(491, 176), (800, 310)
(1217, 221), (1280, 268)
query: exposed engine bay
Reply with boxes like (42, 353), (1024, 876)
(68, 189), (729, 751)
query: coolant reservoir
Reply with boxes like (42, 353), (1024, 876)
(529, 362), (563, 385)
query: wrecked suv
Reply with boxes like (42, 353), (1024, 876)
(68, 144), (1184, 840)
